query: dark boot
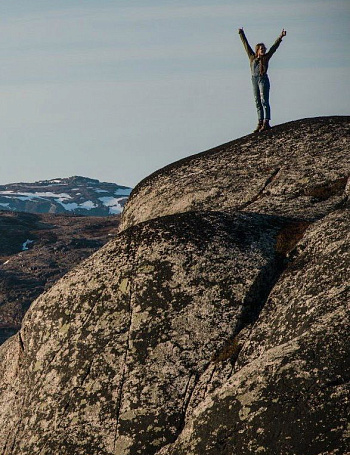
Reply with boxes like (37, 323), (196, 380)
(253, 121), (263, 133)
(259, 120), (271, 132)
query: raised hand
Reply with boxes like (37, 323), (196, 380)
(280, 29), (287, 38)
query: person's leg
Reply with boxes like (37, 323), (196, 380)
(259, 76), (271, 131)
(252, 76), (263, 131)
(259, 76), (271, 120)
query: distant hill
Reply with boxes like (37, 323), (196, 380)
(0, 176), (132, 216)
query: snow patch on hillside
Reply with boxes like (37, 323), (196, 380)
(22, 239), (34, 251)
(0, 191), (71, 201)
(98, 196), (125, 214)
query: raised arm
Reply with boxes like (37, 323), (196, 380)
(267, 29), (287, 57)
(238, 28), (254, 58)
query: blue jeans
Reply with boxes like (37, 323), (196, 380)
(252, 75), (270, 121)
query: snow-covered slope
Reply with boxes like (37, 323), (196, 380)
(0, 176), (132, 216)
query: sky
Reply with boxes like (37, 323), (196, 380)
(0, 0), (349, 188)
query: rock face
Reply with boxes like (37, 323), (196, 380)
(157, 209), (349, 455)
(0, 210), (121, 345)
(0, 117), (349, 454)
(0, 176), (132, 216)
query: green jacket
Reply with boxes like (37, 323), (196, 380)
(239, 30), (282, 77)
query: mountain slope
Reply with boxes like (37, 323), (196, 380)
(0, 117), (348, 455)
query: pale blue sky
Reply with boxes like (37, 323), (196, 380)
(0, 1), (349, 187)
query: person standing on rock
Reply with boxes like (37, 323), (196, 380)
(238, 27), (287, 133)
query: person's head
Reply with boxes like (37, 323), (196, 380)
(255, 43), (266, 57)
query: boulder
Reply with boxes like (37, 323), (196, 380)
(0, 117), (348, 454)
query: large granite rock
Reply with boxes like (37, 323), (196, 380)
(0, 117), (349, 454)
(121, 116), (349, 230)
(0, 211), (289, 454)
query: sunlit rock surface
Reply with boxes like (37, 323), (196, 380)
(121, 117), (349, 230)
(0, 117), (349, 454)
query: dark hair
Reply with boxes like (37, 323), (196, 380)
(255, 43), (266, 57)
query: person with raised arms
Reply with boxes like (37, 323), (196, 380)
(238, 27), (287, 133)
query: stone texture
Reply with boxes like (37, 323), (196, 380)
(0, 116), (349, 454)
(157, 209), (349, 455)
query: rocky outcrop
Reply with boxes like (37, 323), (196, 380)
(0, 176), (132, 216)
(121, 116), (349, 230)
(0, 211), (290, 455)
(0, 117), (348, 454)
(0, 210), (121, 344)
